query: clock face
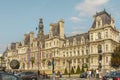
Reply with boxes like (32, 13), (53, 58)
(10, 60), (20, 69)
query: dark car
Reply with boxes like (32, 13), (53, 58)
(0, 71), (20, 80)
(102, 71), (120, 80)
(80, 72), (87, 78)
(16, 71), (37, 80)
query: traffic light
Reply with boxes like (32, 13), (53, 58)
(99, 54), (102, 61)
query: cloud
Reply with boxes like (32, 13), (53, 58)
(75, 0), (110, 16)
(69, 17), (81, 22)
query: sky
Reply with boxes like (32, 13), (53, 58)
(0, 0), (120, 53)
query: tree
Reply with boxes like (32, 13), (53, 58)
(70, 67), (75, 74)
(64, 68), (68, 75)
(30, 57), (35, 68)
(111, 45), (120, 69)
(76, 65), (81, 74)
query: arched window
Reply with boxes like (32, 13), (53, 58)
(98, 45), (102, 53)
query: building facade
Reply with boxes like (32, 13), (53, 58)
(4, 10), (119, 74)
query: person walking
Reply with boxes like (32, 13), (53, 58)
(59, 71), (62, 78)
(37, 70), (40, 78)
(96, 69), (99, 78)
(52, 71), (56, 80)
(87, 69), (91, 80)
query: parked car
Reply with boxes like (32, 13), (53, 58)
(102, 71), (120, 80)
(15, 71), (37, 80)
(80, 72), (87, 78)
(0, 71), (20, 80)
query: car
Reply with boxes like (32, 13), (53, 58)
(80, 72), (88, 78)
(15, 71), (37, 80)
(0, 71), (20, 80)
(102, 71), (120, 80)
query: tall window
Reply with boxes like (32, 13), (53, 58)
(74, 50), (76, 56)
(86, 49), (88, 55)
(106, 32), (108, 38)
(82, 49), (84, 55)
(78, 50), (80, 56)
(74, 59), (76, 63)
(91, 46), (93, 53)
(82, 58), (84, 63)
(91, 34), (93, 41)
(91, 58), (93, 63)
(98, 45), (102, 53)
(78, 59), (80, 63)
(98, 32), (101, 39)
(106, 44), (108, 52)
(106, 57), (108, 63)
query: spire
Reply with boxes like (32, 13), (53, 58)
(37, 17), (44, 39)
(38, 18), (43, 31)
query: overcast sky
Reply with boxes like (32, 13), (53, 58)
(0, 0), (120, 53)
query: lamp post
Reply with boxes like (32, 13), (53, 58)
(67, 59), (71, 78)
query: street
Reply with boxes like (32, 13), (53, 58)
(38, 77), (102, 80)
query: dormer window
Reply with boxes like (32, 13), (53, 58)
(96, 16), (102, 28)
(98, 21), (101, 27)
(81, 37), (85, 44)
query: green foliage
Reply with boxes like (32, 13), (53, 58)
(30, 57), (35, 68)
(76, 65), (81, 74)
(64, 68), (68, 75)
(111, 45), (120, 69)
(70, 67), (74, 74)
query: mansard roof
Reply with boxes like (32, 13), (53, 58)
(66, 33), (89, 42)
(92, 10), (111, 28)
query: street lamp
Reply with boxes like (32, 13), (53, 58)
(67, 59), (72, 78)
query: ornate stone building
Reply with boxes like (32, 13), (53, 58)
(4, 10), (119, 73)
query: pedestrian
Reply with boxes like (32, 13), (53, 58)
(91, 69), (95, 78)
(42, 71), (46, 79)
(52, 71), (56, 80)
(59, 71), (62, 78)
(96, 69), (99, 78)
(37, 70), (40, 78)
